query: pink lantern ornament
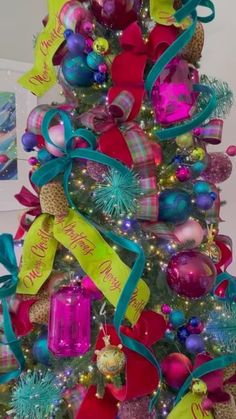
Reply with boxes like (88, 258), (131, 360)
(48, 284), (91, 357)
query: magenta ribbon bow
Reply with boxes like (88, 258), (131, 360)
(14, 175), (41, 240)
(194, 118), (224, 145)
(80, 91), (158, 222)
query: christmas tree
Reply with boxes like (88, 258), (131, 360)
(0, 0), (236, 418)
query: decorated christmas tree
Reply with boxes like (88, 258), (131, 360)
(0, 0), (236, 418)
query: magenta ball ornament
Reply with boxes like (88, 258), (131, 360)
(202, 152), (232, 184)
(173, 219), (204, 247)
(226, 145), (236, 157)
(0, 154), (9, 164)
(175, 166), (191, 182)
(167, 250), (216, 299)
(91, 0), (142, 30)
(161, 353), (192, 389)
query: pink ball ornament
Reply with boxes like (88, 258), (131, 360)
(0, 154), (9, 164)
(162, 353), (192, 389)
(176, 166), (191, 182)
(226, 145), (236, 157)
(91, 0), (142, 30)
(161, 304), (172, 315)
(45, 125), (66, 157)
(167, 250), (216, 299)
(173, 220), (204, 247)
(202, 152), (232, 184)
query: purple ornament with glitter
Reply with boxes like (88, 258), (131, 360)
(152, 57), (198, 125)
(48, 284), (91, 357)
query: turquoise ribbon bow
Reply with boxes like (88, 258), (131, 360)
(0, 234), (25, 383)
(31, 108), (162, 405)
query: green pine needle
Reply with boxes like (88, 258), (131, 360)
(11, 371), (62, 419)
(93, 169), (141, 218)
(198, 75), (234, 119)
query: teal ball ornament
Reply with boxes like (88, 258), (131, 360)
(33, 334), (51, 366)
(169, 310), (186, 328)
(193, 181), (211, 195)
(158, 189), (192, 224)
(191, 161), (206, 176)
(86, 51), (105, 70)
(62, 53), (94, 87)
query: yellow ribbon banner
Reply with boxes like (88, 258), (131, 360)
(150, 0), (191, 29)
(168, 393), (213, 419)
(18, 0), (67, 96)
(18, 210), (150, 325)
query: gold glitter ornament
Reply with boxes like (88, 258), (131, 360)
(95, 336), (126, 376)
(93, 38), (109, 55)
(191, 379), (208, 396)
(200, 242), (221, 263)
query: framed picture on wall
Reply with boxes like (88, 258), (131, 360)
(0, 59), (37, 212)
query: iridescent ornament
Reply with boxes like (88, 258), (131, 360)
(152, 57), (197, 125)
(95, 335), (126, 376)
(173, 219), (204, 247)
(48, 284), (91, 357)
(87, 51), (105, 70)
(32, 333), (51, 366)
(62, 53), (94, 87)
(175, 166), (191, 182)
(190, 147), (206, 161)
(176, 133), (194, 149)
(167, 250), (216, 299)
(118, 396), (156, 419)
(158, 189), (192, 224)
(93, 37), (109, 55)
(185, 334), (205, 353)
(202, 152), (233, 184)
(161, 353), (192, 389)
(191, 379), (208, 395)
(91, 0), (142, 30)
(169, 310), (185, 328)
(196, 193), (214, 210)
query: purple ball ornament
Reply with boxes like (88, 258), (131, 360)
(185, 334), (205, 354)
(21, 132), (38, 152)
(202, 152), (233, 184)
(196, 193), (214, 210)
(175, 166), (191, 182)
(167, 250), (216, 299)
(67, 33), (86, 55)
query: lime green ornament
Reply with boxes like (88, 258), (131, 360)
(191, 379), (208, 396)
(176, 133), (194, 149)
(191, 147), (206, 161)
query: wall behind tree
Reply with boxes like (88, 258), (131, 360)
(0, 0), (235, 271)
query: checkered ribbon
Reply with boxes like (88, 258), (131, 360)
(80, 91), (158, 221)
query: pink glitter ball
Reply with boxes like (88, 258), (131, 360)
(118, 397), (156, 419)
(176, 166), (191, 182)
(86, 160), (107, 182)
(202, 152), (232, 184)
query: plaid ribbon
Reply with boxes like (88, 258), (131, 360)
(0, 341), (18, 373)
(194, 118), (223, 144)
(27, 104), (74, 135)
(80, 91), (158, 221)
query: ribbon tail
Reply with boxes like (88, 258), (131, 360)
(31, 158), (67, 187)
(0, 234), (18, 275)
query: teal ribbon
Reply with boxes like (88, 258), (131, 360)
(174, 0), (215, 23)
(213, 272), (236, 305)
(175, 354), (236, 405)
(31, 109), (162, 399)
(0, 234), (25, 383)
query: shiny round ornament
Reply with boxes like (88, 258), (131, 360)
(169, 310), (185, 328)
(226, 145), (236, 156)
(162, 353), (192, 389)
(98, 63), (108, 73)
(91, 0), (142, 30)
(167, 250), (216, 299)
(196, 193), (214, 210)
(188, 316), (200, 327)
(87, 51), (105, 70)
(202, 152), (233, 184)
(190, 147), (206, 161)
(191, 161), (206, 176)
(94, 71), (107, 84)
(176, 166), (191, 182)
(95, 336), (125, 376)
(187, 321), (204, 335)
(165, 330), (175, 341)
(28, 156), (39, 166)
(200, 242), (222, 264)
(191, 379), (208, 395)
(158, 189), (192, 225)
(62, 53), (94, 87)
(177, 326), (190, 343)
(174, 219), (204, 247)
(67, 33), (86, 55)
(45, 125), (65, 157)
(32, 334), (51, 366)
(161, 304), (172, 315)
(93, 37), (109, 55)
(21, 132), (38, 152)
(176, 133), (194, 149)
(185, 334), (205, 353)
(193, 181), (211, 195)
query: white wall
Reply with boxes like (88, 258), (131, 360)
(0, 0), (235, 271)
